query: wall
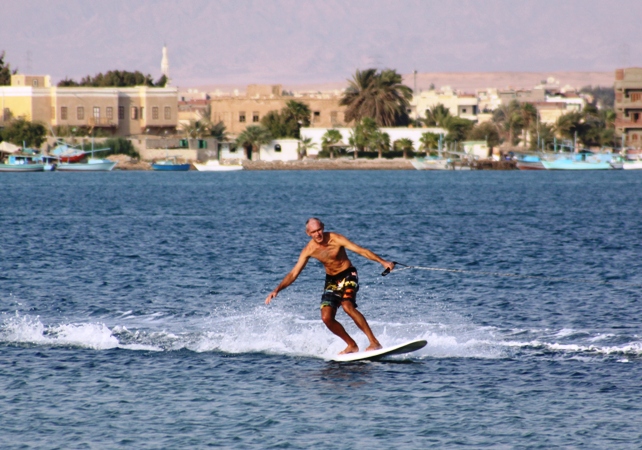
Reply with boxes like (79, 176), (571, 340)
(259, 139), (299, 161)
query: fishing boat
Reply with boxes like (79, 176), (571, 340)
(55, 139), (117, 171)
(152, 157), (191, 171)
(0, 153), (45, 172)
(621, 160), (642, 170)
(57, 158), (117, 172)
(541, 152), (615, 170)
(411, 157), (450, 170)
(193, 160), (243, 171)
(515, 154), (546, 170)
(51, 143), (86, 162)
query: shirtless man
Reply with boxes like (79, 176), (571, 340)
(265, 218), (395, 354)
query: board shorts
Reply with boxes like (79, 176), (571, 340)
(320, 266), (359, 309)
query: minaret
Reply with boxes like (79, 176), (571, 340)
(161, 44), (170, 85)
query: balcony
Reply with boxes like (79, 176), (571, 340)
(88, 117), (117, 127)
(615, 118), (642, 129)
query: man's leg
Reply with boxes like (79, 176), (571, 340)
(341, 300), (382, 351)
(321, 305), (359, 354)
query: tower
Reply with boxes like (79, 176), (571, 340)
(161, 44), (170, 85)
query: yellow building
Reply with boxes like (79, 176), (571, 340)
(0, 75), (178, 137)
(210, 84), (349, 134)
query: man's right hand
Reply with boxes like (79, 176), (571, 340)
(265, 290), (278, 305)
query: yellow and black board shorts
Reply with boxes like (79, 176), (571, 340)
(321, 266), (359, 309)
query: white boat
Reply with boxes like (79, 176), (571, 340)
(57, 158), (117, 172)
(193, 160), (243, 172)
(0, 153), (45, 172)
(411, 157), (450, 170)
(621, 159), (642, 170)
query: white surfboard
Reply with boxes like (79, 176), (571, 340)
(331, 339), (427, 362)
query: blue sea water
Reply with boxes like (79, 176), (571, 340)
(1, 170), (642, 449)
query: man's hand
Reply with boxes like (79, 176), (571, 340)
(265, 290), (278, 305)
(382, 260), (395, 272)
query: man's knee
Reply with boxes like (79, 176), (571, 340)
(321, 306), (336, 325)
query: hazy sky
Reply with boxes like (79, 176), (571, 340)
(1, 0), (639, 87)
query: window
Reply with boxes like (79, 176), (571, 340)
(131, 107), (138, 120)
(239, 111), (246, 123)
(330, 111), (338, 123)
(106, 107), (113, 120)
(77, 106), (84, 120)
(33, 79), (38, 87)
(632, 93), (642, 102)
(164, 106), (171, 120)
(462, 108), (467, 113)
(93, 107), (100, 119)
(252, 111), (259, 122)
(118, 106), (125, 120)
(313, 111), (320, 122)
(274, 144), (282, 153)
(61, 107), (68, 120)
(152, 107), (159, 119)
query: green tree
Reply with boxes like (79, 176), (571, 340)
(369, 130), (391, 159)
(235, 125), (272, 161)
(340, 68), (412, 126)
(394, 138), (414, 159)
(349, 117), (378, 158)
(58, 70), (157, 87)
(419, 132), (440, 155)
(182, 119), (212, 139)
(444, 116), (475, 143)
(321, 129), (343, 159)
(0, 118), (46, 147)
(0, 51), (18, 85)
(466, 122), (501, 149)
(493, 100), (524, 146)
(423, 103), (451, 127)
(260, 100), (311, 139)
(102, 137), (140, 158)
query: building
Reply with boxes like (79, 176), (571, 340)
(209, 84), (349, 134)
(0, 74), (178, 138)
(411, 87), (479, 122)
(615, 68), (642, 146)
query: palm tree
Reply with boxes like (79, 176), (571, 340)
(369, 130), (390, 159)
(493, 100), (524, 146)
(340, 68), (412, 127)
(349, 117), (378, 159)
(235, 125), (272, 161)
(298, 137), (317, 159)
(182, 119), (212, 139)
(322, 129), (343, 159)
(419, 132), (440, 155)
(423, 103), (452, 127)
(394, 138), (414, 159)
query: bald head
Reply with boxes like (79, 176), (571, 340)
(305, 217), (323, 231)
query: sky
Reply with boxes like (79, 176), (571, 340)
(1, 0), (640, 87)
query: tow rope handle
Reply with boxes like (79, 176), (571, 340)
(381, 261), (407, 276)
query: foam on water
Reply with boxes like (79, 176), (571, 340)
(3, 309), (641, 360)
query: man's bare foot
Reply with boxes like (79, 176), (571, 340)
(338, 344), (359, 355)
(365, 342), (383, 352)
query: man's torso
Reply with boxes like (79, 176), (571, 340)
(306, 232), (352, 275)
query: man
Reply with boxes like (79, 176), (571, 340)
(265, 218), (395, 355)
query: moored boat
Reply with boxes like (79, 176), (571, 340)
(57, 158), (117, 172)
(411, 157), (450, 170)
(193, 160), (243, 171)
(152, 159), (191, 171)
(0, 153), (45, 172)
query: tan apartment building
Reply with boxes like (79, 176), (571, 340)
(209, 84), (349, 134)
(0, 75), (178, 137)
(615, 68), (642, 146)
(410, 87), (479, 122)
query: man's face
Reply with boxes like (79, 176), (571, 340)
(306, 221), (324, 243)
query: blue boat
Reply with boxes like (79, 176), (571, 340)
(152, 159), (191, 171)
(541, 152), (616, 170)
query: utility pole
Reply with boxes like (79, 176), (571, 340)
(413, 70), (418, 120)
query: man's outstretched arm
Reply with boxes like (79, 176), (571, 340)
(333, 233), (395, 272)
(265, 251), (310, 304)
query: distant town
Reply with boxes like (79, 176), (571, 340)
(0, 47), (640, 171)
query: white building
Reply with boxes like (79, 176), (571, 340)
(411, 87), (479, 122)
